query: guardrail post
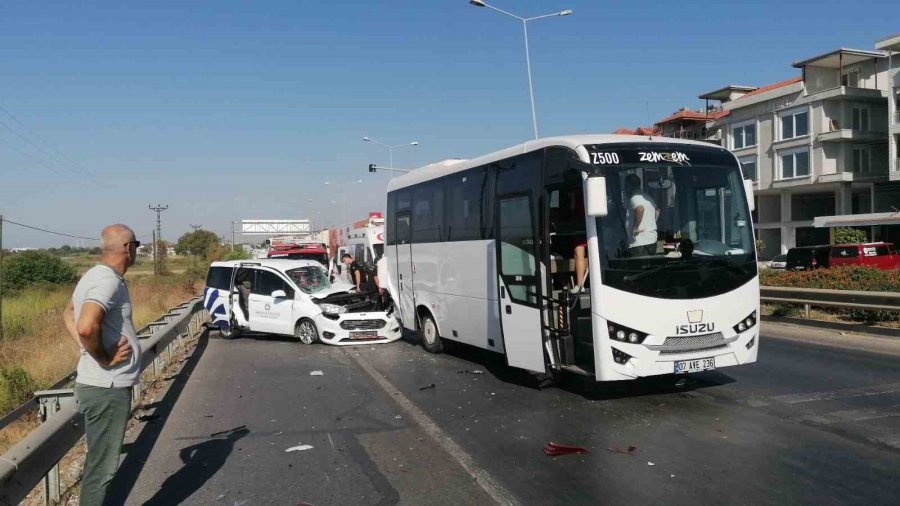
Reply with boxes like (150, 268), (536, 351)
(804, 303), (811, 319)
(36, 390), (73, 506)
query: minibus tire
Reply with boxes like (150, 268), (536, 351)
(420, 312), (443, 354)
(295, 318), (319, 345)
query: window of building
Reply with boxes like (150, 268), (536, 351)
(852, 106), (869, 131)
(732, 121), (756, 149)
(739, 156), (757, 181)
(852, 146), (871, 173)
(780, 109), (808, 139)
(841, 70), (860, 88)
(780, 148), (810, 179)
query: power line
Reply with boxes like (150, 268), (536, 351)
(0, 103), (98, 180)
(0, 216), (99, 241)
(0, 117), (90, 182)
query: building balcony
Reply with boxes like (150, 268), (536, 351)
(807, 86), (887, 102)
(817, 129), (887, 143)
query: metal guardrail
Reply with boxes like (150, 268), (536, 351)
(760, 286), (900, 318)
(0, 296), (209, 505)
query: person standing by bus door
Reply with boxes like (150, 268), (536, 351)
(62, 224), (142, 506)
(625, 174), (660, 256)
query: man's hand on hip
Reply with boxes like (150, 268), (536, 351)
(106, 336), (133, 368)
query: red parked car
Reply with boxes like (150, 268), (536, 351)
(828, 242), (899, 271)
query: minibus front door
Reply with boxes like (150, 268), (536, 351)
(496, 193), (546, 373)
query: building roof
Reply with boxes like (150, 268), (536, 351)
(730, 76), (802, 102)
(876, 33), (900, 52)
(655, 109), (729, 125)
(612, 127), (634, 135)
(792, 48), (885, 69)
(698, 85), (757, 101)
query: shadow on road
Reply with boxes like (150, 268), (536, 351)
(398, 329), (735, 400)
(141, 427), (249, 505)
(103, 330), (211, 505)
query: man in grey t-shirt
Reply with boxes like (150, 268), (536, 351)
(63, 224), (141, 506)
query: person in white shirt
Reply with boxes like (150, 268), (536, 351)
(63, 224), (140, 506)
(625, 174), (660, 256)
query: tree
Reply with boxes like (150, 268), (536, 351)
(1, 250), (78, 293)
(755, 239), (766, 255)
(833, 227), (867, 245)
(175, 230), (220, 258)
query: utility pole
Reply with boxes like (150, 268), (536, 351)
(231, 220), (236, 253)
(0, 214), (4, 340)
(149, 204), (168, 276)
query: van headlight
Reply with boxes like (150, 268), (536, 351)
(318, 303), (347, 315)
(732, 311), (757, 334)
(606, 321), (648, 344)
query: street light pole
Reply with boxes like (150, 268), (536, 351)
(362, 137), (418, 171)
(469, 1), (572, 139)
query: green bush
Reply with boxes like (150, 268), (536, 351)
(1, 250), (78, 293)
(762, 266), (899, 322)
(833, 227), (868, 245)
(0, 366), (37, 414)
(222, 249), (251, 261)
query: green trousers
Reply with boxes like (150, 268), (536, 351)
(75, 383), (132, 506)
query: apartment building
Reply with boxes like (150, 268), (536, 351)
(627, 39), (900, 259)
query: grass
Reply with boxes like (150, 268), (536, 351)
(0, 262), (205, 453)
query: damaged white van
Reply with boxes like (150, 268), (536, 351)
(203, 259), (402, 345)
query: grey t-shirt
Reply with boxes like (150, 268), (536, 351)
(72, 264), (142, 388)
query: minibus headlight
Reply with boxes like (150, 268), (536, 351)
(732, 311), (757, 334)
(319, 303), (347, 315)
(606, 321), (648, 344)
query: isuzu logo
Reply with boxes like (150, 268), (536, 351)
(676, 310), (714, 335)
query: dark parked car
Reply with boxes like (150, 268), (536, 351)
(786, 245), (831, 271)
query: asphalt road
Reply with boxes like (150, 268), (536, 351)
(112, 324), (900, 505)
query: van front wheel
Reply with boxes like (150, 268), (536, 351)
(295, 319), (319, 345)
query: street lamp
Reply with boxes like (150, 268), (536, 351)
(362, 137), (418, 170)
(324, 179), (363, 227)
(469, 0), (572, 139)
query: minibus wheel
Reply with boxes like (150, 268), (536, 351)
(420, 312), (443, 354)
(295, 318), (319, 345)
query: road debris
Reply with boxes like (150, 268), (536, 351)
(419, 383), (436, 390)
(606, 445), (637, 455)
(215, 491), (228, 501)
(136, 413), (159, 422)
(458, 369), (485, 375)
(543, 442), (589, 456)
(210, 425), (248, 437)
(648, 462), (655, 466)
(285, 443), (314, 453)
(310, 370), (324, 376)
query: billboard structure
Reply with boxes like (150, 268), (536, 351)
(241, 219), (311, 237)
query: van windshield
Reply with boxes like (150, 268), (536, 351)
(286, 266), (332, 294)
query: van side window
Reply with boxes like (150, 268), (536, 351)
(206, 266), (233, 290)
(253, 270), (293, 298)
(831, 246), (857, 258)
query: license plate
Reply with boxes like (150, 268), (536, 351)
(350, 331), (379, 340)
(674, 357), (715, 374)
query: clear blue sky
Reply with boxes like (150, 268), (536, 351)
(1, 0), (896, 247)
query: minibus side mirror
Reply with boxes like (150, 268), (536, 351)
(585, 176), (609, 217)
(744, 179), (755, 212)
(271, 289), (287, 299)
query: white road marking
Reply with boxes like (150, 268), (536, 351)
(346, 349), (520, 506)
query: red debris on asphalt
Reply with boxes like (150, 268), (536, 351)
(543, 442), (589, 456)
(606, 445), (637, 455)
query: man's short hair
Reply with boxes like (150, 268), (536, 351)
(625, 174), (641, 188)
(341, 253), (352, 260)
